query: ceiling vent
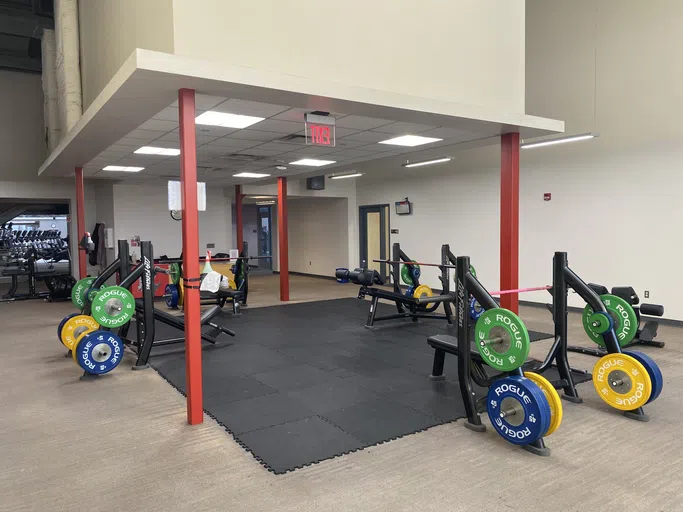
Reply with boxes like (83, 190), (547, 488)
(278, 134), (307, 144)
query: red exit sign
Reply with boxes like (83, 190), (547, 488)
(305, 113), (336, 147)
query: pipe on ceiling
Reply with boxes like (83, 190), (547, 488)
(41, 28), (59, 152)
(54, 0), (81, 137)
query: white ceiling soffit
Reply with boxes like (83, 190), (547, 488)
(38, 49), (564, 179)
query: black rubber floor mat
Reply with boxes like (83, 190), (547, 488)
(149, 298), (579, 474)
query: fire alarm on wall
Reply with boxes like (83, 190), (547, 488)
(544, 193), (551, 201)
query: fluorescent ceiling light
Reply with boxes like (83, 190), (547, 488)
(378, 135), (443, 147)
(330, 173), (363, 179)
(233, 172), (271, 178)
(521, 132), (598, 149)
(289, 158), (336, 167)
(134, 146), (181, 156)
(247, 195), (274, 199)
(256, 201), (276, 205)
(102, 165), (145, 172)
(402, 157), (452, 168)
(195, 111), (264, 129)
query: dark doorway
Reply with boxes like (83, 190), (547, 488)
(257, 206), (272, 270)
(359, 204), (390, 280)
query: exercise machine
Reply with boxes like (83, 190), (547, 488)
(338, 243), (454, 328)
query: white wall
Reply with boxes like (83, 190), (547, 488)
(0, 71), (46, 180)
(172, 0), (526, 112)
(522, 0), (683, 318)
(356, 146), (501, 293)
(288, 198), (349, 276)
(111, 183), (232, 259)
(78, 0), (174, 109)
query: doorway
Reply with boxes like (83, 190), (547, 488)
(359, 204), (390, 280)
(257, 206), (273, 270)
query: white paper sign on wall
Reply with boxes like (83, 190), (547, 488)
(168, 181), (207, 211)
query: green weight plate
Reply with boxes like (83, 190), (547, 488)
(169, 262), (181, 285)
(475, 307), (530, 372)
(71, 277), (96, 310)
(400, 262), (418, 286)
(90, 286), (135, 328)
(582, 294), (637, 347)
(469, 265), (476, 278)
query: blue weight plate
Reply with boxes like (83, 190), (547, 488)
(625, 351), (663, 404)
(487, 375), (551, 445)
(74, 330), (124, 375)
(405, 286), (414, 297)
(165, 284), (179, 308)
(469, 297), (485, 321)
(57, 313), (80, 343)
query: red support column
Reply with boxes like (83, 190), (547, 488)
(235, 185), (243, 250)
(178, 88), (203, 425)
(277, 176), (289, 301)
(500, 132), (520, 314)
(75, 166), (87, 279)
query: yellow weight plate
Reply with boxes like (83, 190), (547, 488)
(413, 284), (433, 308)
(524, 372), (563, 436)
(228, 279), (236, 290)
(178, 279), (184, 307)
(61, 315), (100, 351)
(72, 329), (97, 362)
(593, 353), (652, 411)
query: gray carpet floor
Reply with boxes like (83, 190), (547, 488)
(0, 275), (681, 511)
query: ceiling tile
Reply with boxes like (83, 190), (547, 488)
(195, 94), (228, 110)
(126, 129), (169, 141)
(341, 131), (391, 143)
(108, 144), (137, 153)
(254, 142), (301, 153)
(371, 121), (437, 135)
(137, 119), (178, 132)
(196, 134), (220, 145)
(327, 148), (378, 159)
(212, 99), (290, 118)
(195, 125), (239, 137)
(116, 137), (148, 147)
(208, 137), (261, 149)
(285, 146), (338, 158)
(238, 148), (282, 157)
(228, 129), (282, 142)
(152, 107), (179, 122)
(333, 138), (372, 149)
(417, 127), (471, 139)
(249, 119), (302, 134)
(157, 132), (179, 143)
(335, 115), (393, 130)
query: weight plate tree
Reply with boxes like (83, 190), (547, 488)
(486, 375), (552, 446)
(73, 330), (124, 375)
(524, 372), (563, 436)
(625, 351), (663, 404)
(90, 286), (135, 328)
(474, 308), (531, 372)
(60, 315), (100, 351)
(582, 294), (638, 347)
(71, 277), (96, 309)
(592, 352), (652, 410)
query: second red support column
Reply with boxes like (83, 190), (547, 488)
(235, 185), (243, 250)
(500, 132), (520, 314)
(278, 176), (289, 301)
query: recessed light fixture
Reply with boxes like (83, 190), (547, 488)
(520, 132), (598, 149)
(195, 111), (265, 129)
(379, 135), (443, 147)
(134, 146), (181, 156)
(256, 201), (276, 205)
(289, 159), (337, 167)
(330, 172), (363, 179)
(233, 172), (271, 178)
(102, 165), (145, 172)
(402, 157), (452, 168)
(247, 195), (274, 199)
(275, 165), (287, 171)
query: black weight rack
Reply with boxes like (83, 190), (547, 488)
(359, 242), (453, 328)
